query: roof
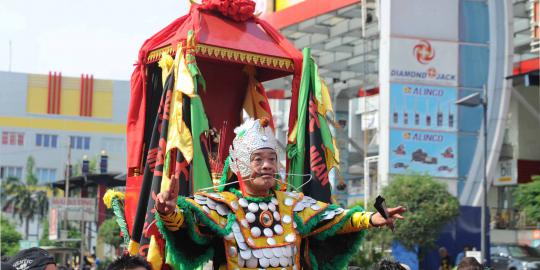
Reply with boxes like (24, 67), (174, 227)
(52, 172), (125, 190)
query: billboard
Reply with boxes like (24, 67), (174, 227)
(390, 83), (457, 131)
(390, 38), (458, 86)
(49, 197), (96, 222)
(389, 129), (457, 178)
(390, 0), (458, 41)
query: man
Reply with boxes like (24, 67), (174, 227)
(156, 118), (406, 269)
(454, 245), (472, 266)
(5, 248), (56, 270)
(107, 254), (151, 270)
(439, 247), (453, 270)
(456, 257), (482, 270)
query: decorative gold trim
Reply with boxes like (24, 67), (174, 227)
(147, 44), (294, 71)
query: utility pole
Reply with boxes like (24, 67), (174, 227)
(64, 141), (71, 233)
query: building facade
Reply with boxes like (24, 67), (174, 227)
(0, 71), (129, 185)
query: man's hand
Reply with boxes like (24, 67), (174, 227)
(155, 175), (179, 215)
(370, 206), (406, 227)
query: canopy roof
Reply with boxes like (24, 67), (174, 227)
(144, 6), (301, 81)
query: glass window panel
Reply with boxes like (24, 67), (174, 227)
(84, 137), (90, 150)
(17, 133), (24, 145)
(36, 134), (42, 146)
(51, 135), (58, 148)
(9, 133), (15, 145)
(44, 134), (50, 147)
(77, 137), (83, 149)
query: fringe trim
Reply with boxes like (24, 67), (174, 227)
(309, 206), (367, 270)
(229, 188), (273, 203)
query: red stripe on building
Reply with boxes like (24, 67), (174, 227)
(79, 74), (84, 116)
(47, 72), (52, 113)
(88, 75), (93, 116)
(56, 72), (62, 114)
(52, 72), (58, 114)
(262, 0), (361, 30)
(85, 74), (90, 116)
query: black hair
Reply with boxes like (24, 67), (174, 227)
(457, 257), (483, 270)
(106, 255), (151, 270)
(375, 260), (407, 270)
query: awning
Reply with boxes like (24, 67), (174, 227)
(52, 172), (125, 190)
(263, 0), (379, 98)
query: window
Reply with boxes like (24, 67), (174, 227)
(0, 166), (23, 180)
(70, 136), (90, 150)
(36, 168), (57, 184)
(35, 134), (58, 148)
(2, 132), (24, 146)
(101, 137), (125, 154)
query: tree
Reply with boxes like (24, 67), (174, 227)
(1, 215), (22, 257)
(98, 218), (123, 254)
(40, 219), (82, 249)
(382, 174), (459, 251)
(2, 177), (49, 239)
(351, 173), (460, 268)
(514, 175), (540, 223)
(25, 156), (38, 185)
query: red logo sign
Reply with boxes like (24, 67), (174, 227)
(413, 40), (435, 64)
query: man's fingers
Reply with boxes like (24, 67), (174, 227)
(388, 206), (406, 215)
(393, 214), (405, 219)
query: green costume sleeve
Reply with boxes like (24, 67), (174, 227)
(155, 194), (236, 270)
(293, 194), (368, 270)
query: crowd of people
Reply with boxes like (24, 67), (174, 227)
(1, 247), (486, 270)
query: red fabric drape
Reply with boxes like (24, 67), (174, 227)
(127, 14), (190, 171)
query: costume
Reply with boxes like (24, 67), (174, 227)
(156, 119), (373, 270)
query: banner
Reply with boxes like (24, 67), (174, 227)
(390, 38), (458, 86)
(389, 129), (457, 178)
(494, 159), (517, 186)
(390, 83), (457, 131)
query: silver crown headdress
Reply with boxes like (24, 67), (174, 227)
(229, 118), (277, 177)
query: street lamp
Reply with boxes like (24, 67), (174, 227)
(455, 90), (488, 265)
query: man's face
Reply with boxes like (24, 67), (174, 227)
(244, 148), (277, 195)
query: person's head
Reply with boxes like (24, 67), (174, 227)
(229, 118), (278, 196)
(457, 257), (482, 270)
(106, 255), (151, 270)
(463, 245), (472, 252)
(244, 147), (277, 195)
(6, 248), (56, 270)
(438, 247), (449, 257)
(375, 260), (407, 270)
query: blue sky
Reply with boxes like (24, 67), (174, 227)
(0, 0), (190, 80)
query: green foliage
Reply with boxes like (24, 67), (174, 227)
(382, 174), (459, 251)
(98, 218), (123, 248)
(25, 156), (38, 185)
(39, 219), (82, 249)
(1, 215), (22, 256)
(514, 175), (540, 222)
